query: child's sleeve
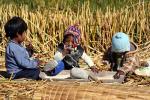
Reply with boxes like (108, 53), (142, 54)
(13, 50), (38, 69)
(81, 52), (94, 67)
(54, 51), (64, 62)
(118, 55), (140, 74)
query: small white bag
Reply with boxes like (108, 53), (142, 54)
(44, 60), (58, 72)
(135, 67), (150, 76)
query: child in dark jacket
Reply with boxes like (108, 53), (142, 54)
(42, 25), (97, 79)
(5, 16), (44, 80)
(55, 25), (98, 71)
(49, 25), (98, 79)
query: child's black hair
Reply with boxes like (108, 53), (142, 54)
(4, 16), (27, 39)
(63, 33), (74, 43)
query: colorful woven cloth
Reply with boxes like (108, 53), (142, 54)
(64, 25), (81, 45)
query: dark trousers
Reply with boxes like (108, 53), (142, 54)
(13, 69), (40, 80)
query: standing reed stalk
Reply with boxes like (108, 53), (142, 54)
(0, 1), (149, 60)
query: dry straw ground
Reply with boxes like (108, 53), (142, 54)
(0, 81), (150, 100)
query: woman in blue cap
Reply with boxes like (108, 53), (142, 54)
(103, 32), (148, 79)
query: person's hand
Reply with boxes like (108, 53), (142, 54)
(62, 49), (69, 56)
(62, 45), (73, 56)
(25, 42), (35, 57)
(26, 42), (34, 50)
(90, 66), (99, 73)
(37, 60), (46, 66)
(113, 70), (125, 79)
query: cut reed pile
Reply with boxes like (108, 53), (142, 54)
(0, 81), (150, 100)
(34, 82), (150, 100)
(0, 1), (149, 60)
